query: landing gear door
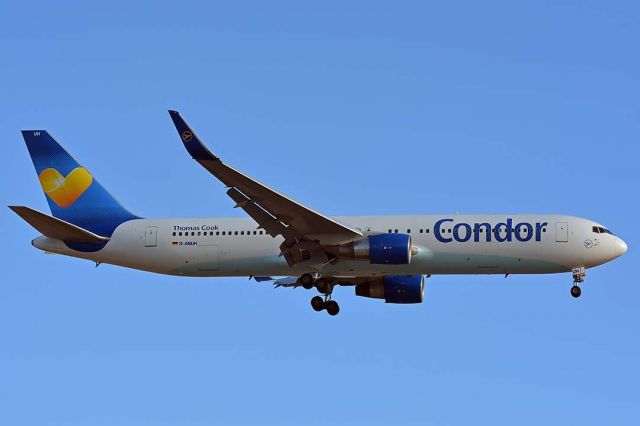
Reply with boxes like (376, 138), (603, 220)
(556, 222), (568, 242)
(145, 226), (158, 247)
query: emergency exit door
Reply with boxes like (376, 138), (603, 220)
(556, 222), (568, 242)
(145, 226), (157, 247)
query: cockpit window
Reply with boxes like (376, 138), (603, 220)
(593, 225), (615, 235)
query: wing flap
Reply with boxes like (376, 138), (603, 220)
(226, 187), (297, 240)
(10, 206), (110, 244)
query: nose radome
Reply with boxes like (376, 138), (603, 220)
(615, 238), (628, 257)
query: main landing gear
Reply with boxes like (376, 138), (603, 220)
(571, 267), (585, 298)
(300, 273), (340, 316)
(310, 295), (340, 316)
(300, 273), (315, 290)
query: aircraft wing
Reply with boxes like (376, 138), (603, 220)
(168, 110), (363, 265)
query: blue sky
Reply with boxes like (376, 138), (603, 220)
(1, 1), (638, 424)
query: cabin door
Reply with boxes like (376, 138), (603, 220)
(145, 226), (157, 247)
(556, 222), (568, 242)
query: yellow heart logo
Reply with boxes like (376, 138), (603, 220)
(38, 167), (93, 208)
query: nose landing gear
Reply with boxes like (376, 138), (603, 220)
(570, 285), (582, 298)
(571, 267), (585, 298)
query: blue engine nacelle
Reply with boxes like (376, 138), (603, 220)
(368, 234), (411, 264)
(337, 233), (412, 265)
(355, 275), (424, 304)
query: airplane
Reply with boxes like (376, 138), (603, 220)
(10, 111), (628, 316)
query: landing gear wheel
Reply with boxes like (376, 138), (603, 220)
(300, 273), (314, 290)
(571, 285), (582, 298)
(315, 278), (332, 294)
(311, 296), (325, 311)
(325, 300), (340, 316)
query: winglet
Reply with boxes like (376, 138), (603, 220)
(168, 110), (219, 161)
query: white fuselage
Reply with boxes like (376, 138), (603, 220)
(32, 214), (626, 278)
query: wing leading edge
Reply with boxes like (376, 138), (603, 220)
(168, 110), (363, 265)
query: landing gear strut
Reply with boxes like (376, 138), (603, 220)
(571, 267), (585, 298)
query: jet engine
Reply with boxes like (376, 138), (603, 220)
(355, 275), (424, 304)
(337, 234), (413, 265)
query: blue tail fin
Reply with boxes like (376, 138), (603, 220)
(21, 130), (138, 237)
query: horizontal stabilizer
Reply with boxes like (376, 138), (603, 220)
(252, 276), (275, 282)
(9, 206), (110, 244)
(252, 276), (300, 288)
(272, 277), (300, 288)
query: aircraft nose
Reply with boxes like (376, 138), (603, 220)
(615, 238), (628, 258)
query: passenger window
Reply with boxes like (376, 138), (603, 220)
(388, 229), (392, 233)
(222, 231), (226, 235)
(419, 229), (423, 233)
(407, 229), (411, 233)
(260, 231), (263, 235)
(241, 231), (244, 235)
(253, 231), (257, 235)
(234, 231), (238, 235)
(178, 232), (182, 236)
(198, 232), (201, 236)
(394, 229), (398, 233)
(216, 231), (220, 235)
(172, 232), (176, 236)
(426, 229), (430, 233)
